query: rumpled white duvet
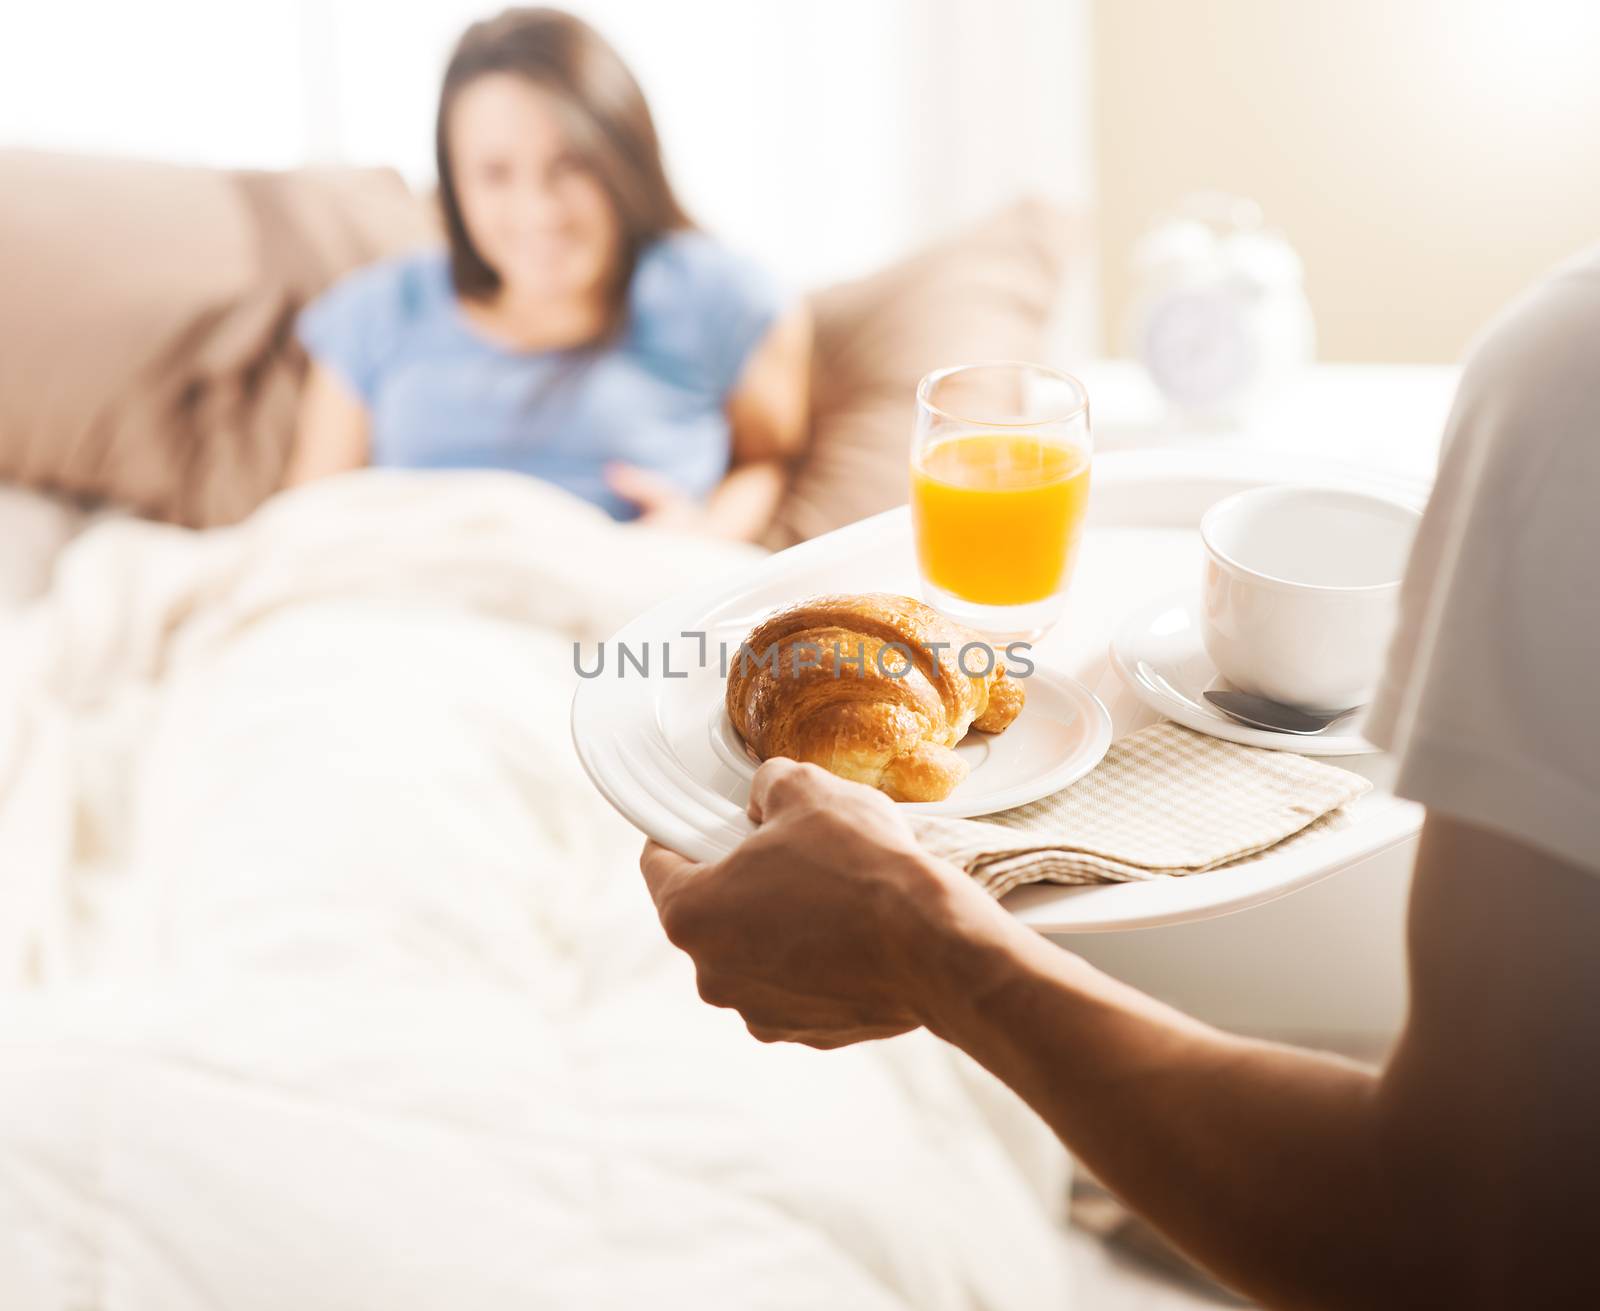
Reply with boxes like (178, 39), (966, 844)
(0, 471), (1069, 1310)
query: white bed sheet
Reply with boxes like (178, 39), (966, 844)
(0, 470), (1069, 1310)
(0, 483), (96, 612)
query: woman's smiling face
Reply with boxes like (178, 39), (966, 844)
(447, 72), (621, 302)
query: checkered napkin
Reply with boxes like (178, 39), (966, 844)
(911, 722), (1372, 900)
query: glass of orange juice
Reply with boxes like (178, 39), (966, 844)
(910, 361), (1091, 638)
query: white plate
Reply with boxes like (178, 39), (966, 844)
(708, 671), (1112, 818)
(573, 448), (1430, 933)
(1109, 589), (1377, 756)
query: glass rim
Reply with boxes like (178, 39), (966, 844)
(915, 359), (1090, 428)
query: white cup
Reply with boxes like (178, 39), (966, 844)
(1199, 485), (1422, 712)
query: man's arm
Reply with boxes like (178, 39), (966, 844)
(921, 812), (1600, 1308)
(642, 761), (1600, 1310)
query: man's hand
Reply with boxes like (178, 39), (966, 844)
(639, 757), (1008, 1047)
(640, 756), (1600, 1307)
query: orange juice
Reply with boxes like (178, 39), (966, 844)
(911, 432), (1091, 605)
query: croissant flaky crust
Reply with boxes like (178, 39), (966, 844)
(725, 592), (1025, 802)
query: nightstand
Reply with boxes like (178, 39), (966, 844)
(1073, 359), (1460, 482)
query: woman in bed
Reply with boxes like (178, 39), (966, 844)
(285, 7), (811, 541)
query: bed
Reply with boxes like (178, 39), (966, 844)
(0, 470), (1072, 1309)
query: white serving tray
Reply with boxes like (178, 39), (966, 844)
(572, 447), (1428, 933)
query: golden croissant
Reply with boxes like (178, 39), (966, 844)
(725, 592), (1025, 802)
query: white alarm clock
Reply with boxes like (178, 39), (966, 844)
(1127, 194), (1315, 422)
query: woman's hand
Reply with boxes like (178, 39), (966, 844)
(607, 459), (789, 541)
(639, 758), (1019, 1047)
(604, 461), (719, 533)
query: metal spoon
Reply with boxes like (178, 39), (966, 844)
(1203, 689), (1361, 736)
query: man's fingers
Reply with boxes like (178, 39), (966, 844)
(798, 1025), (916, 1049)
(743, 1021), (915, 1049)
(639, 838), (701, 905)
(747, 756), (823, 823)
(747, 756), (888, 825)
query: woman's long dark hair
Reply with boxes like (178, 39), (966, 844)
(435, 7), (692, 323)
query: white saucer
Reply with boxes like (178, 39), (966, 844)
(709, 670), (1113, 819)
(1109, 590), (1378, 756)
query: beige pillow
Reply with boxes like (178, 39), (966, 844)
(766, 198), (1076, 549)
(0, 151), (434, 527)
(0, 164), (1067, 539)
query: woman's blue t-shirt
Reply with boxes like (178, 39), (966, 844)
(295, 233), (784, 521)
